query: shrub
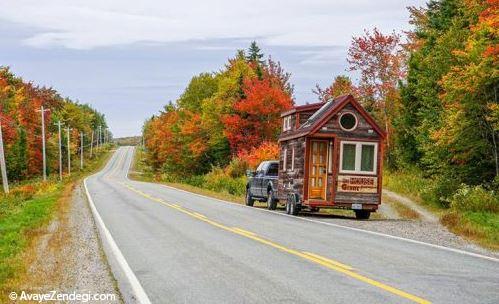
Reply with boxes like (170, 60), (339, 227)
(450, 185), (499, 213)
(203, 167), (246, 196)
(420, 175), (461, 208)
(225, 158), (248, 178)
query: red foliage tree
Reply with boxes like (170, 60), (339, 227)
(223, 77), (293, 155)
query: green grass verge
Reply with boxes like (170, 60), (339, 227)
(442, 211), (499, 250)
(384, 168), (498, 250)
(0, 145), (114, 289)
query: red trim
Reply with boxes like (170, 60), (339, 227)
(281, 102), (325, 117)
(331, 138), (338, 202)
(303, 138), (310, 201)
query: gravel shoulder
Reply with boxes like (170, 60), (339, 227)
(16, 183), (122, 302)
(286, 204), (499, 259)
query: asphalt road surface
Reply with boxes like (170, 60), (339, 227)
(85, 147), (499, 304)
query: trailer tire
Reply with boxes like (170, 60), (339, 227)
(245, 189), (255, 207)
(286, 194), (300, 216)
(267, 190), (277, 210)
(355, 210), (371, 220)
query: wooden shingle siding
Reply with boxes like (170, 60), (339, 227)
(319, 104), (379, 139)
(299, 111), (316, 125)
(278, 137), (306, 200)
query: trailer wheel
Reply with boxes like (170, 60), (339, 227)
(245, 189), (255, 207)
(286, 194), (300, 216)
(355, 210), (371, 220)
(267, 190), (277, 210)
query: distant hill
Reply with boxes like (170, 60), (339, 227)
(114, 136), (142, 146)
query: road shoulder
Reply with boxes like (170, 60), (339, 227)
(14, 182), (122, 303)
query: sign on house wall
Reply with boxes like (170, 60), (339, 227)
(337, 175), (378, 193)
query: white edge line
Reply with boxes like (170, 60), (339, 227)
(127, 177), (498, 263)
(84, 165), (152, 303)
(124, 146), (499, 263)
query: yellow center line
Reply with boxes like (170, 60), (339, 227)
(232, 227), (257, 236)
(301, 251), (354, 271)
(121, 183), (431, 304)
(193, 212), (207, 218)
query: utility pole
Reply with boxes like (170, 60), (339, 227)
(80, 132), (84, 170)
(0, 121), (9, 194)
(55, 121), (63, 181)
(67, 127), (72, 175)
(37, 106), (50, 181)
(90, 130), (94, 158)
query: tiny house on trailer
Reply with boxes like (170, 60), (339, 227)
(277, 94), (386, 219)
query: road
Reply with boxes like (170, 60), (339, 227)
(85, 147), (499, 304)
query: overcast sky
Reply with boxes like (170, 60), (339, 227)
(0, 0), (426, 137)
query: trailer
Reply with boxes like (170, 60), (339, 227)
(277, 94), (386, 219)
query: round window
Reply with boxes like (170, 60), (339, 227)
(339, 112), (357, 131)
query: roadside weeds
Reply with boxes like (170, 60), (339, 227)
(0, 147), (119, 302)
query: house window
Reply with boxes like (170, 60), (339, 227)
(291, 147), (295, 171)
(339, 141), (378, 174)
(283, 116), (292, 131)
(339, 112), (358, 131)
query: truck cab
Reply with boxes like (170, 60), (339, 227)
(245, 160), (279, 210)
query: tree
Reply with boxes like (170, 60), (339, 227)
(313, 75), (356, 102)
(223, 77), (293, 154)
(246, 41), (264, 64)
(435, 0), (498, 184)
(347, 28), (406, 153)
(396, 0), (468, 170)
(177, 73), (218, 111)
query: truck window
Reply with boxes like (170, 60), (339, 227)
(256, 162), (266, 173)
(267, 163), (278, 176)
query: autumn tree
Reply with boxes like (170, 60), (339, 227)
(347, 28), (406, 153)
(314, 75), (356, 102)
(223, 77), (293, 154)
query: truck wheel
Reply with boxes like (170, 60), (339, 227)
(245, 189), (255, 207)
(267, 190), (277, 210)
(355, 210), (371, 220)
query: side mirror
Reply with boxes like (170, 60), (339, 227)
(246, 170), (255, 177)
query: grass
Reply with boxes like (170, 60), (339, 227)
(382, 168), (444, 212)
(0, 146), (114, 293)
(384, 168), (499, 251)
(441, 211), (499, 250)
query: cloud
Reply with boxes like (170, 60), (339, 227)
(0, 0), (424, 49)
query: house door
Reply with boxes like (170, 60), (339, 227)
(309, 140), (328, 200)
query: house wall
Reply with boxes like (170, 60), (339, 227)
(318, 104), (379, 140)
(278, 137), (306, 200)
(299, 111), (316, 125)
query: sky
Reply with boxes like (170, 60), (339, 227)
(0, 0), (426, 137)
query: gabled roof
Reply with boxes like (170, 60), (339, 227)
(278, 94), (386, 142)
(280, 102), (325, 117)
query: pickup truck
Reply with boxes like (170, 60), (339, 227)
(245, 160), (279, 210)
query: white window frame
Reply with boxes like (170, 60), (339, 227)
(291, 147), (295, 171)
(283, 116), (292, 131)
(339, 111), (358, 132)
(339, 140), (378, 175)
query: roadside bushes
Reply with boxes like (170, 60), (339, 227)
(450, 185), (499, 213)
(180, 168), (246, 197)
